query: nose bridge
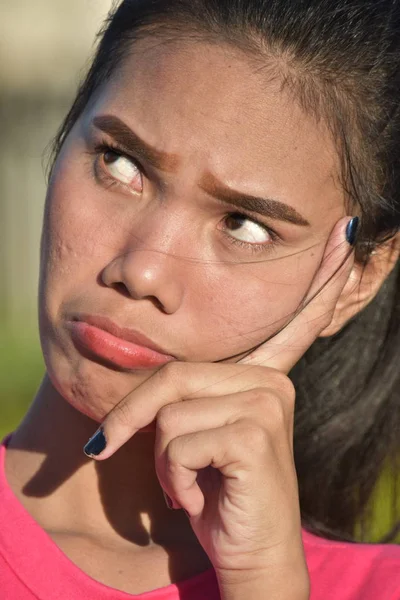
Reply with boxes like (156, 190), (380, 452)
(126, 202), (192, 257)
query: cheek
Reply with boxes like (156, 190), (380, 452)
(42, 180), (101, 283)
(187, 248), (322, 359)
(39, 152), (121, 318)
(38, 159), (122, 414)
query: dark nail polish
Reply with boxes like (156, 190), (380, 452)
(163, 491), (174, 510)
(346, 217), (360, 246)
(183, 510), (191, 519)
(84, 427), (106, 457)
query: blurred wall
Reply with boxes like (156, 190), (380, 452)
(0, 0), (114, 326)
(0, 0), (113, 432)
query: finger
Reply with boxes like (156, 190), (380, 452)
(239, 216), (356, 373)
(161, 422), (269, 517)
(154, 397), (231, 511)
(154, 387), (293, 461)
(84, 362), (281, 460)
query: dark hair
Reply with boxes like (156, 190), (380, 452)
(50, 0), (400, 543)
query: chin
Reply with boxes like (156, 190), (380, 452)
(44, 343), (158, 425)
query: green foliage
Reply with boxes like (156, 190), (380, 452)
(0, 323), (44, 439)
(356, 464), (400, 544)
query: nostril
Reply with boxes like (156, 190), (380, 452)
(111, 282), (166, 311)
(112, 282), (131, 298)
(151, 297), (165, 312)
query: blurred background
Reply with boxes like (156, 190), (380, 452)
(0, 0), (397, 543)
(0, 0), (113, 438)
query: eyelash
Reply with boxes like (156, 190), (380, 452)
(90, 140), (144, 190)
(221, 219), (279, 255)
(89, 139), (281, 255)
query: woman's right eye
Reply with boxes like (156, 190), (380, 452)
(97, 148), (143, 194)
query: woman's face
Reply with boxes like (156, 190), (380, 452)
(40, 39), (345, 421)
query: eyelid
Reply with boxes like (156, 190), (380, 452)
(218, 212), (282, 257)
(87, 129), (147, 173)
(93, 139), (142, 168)
(90, 140), (144, 194)
(226, 210), (281, 242)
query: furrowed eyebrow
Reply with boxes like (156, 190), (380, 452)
(92, 115), (180, 172)
(200, 173), (311, 227)
(92, 115), (310, 227)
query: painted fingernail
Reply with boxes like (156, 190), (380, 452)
(163, 491), (174, 510)
(346, 217), (360, 246)
(183, 510), (191, 519)
(84, 427), (107, 457)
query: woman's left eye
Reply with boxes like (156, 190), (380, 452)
(98, 148), (143, 193)
(223, 213), (274, 247)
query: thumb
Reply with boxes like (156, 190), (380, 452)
(239, 216), (358, 373)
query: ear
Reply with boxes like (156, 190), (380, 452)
(319, 233), (400, 338)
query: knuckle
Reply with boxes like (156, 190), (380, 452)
(245, 387), (271, 411)
(157, 404), (179, 434)
(165, 437), (184, 471)
(266, 394), (287, 431)
(247, 380), (295, 421)
(278, 375), (296, 404)
(270, 369), (294, 390)
(246, 391), (289, 438)
(235, 421), (269, 453)
(265, 372), (296, 409)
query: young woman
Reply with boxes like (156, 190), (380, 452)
(1, 1), (399, 598)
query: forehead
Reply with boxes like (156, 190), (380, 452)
(91, 38), (343, 214)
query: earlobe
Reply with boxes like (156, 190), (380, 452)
(319, 234), (400, 338)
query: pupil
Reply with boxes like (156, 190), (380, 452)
(227, 214), (245, 230)
(104, 150), (120, 164)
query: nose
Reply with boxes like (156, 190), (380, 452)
(101, 244), (185, 315)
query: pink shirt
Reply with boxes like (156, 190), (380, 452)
(1, 437), (399, 599)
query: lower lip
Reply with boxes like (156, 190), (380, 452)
(69, 321), (175, 370)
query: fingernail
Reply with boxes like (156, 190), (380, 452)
(346, 217), (360, 246)
(183, 509), (191, 519)
(84, 427), (107, 458)
(163, 491), (174, 510)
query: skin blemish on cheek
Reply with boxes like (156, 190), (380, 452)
(53, 240), (80, 261)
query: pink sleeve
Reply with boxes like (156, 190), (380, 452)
(303, 530), (400, 600)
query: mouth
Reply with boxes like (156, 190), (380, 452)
(67, 314), (177, 371)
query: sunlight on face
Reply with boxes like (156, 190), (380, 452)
(39, 39), (345, 421)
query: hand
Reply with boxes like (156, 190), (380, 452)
(84, 217), (355, 599)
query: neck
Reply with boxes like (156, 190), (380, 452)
(6, 375), (197, 549)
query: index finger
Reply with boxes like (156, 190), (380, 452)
(239, 216), (357, 373)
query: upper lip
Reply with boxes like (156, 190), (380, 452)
(72, 314), (176, 358)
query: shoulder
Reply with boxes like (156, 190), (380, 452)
(302, 529), (400, 600)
